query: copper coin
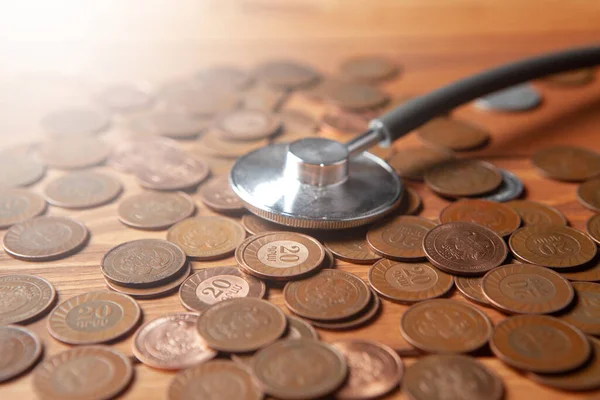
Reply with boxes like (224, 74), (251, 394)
(255, 60), (320, 90)
(43, 171), (122, 209)
(105, 263), (191, 299)
(339, 55), (399, 83)
(118, 191), (195, 230)
(577, 178), (600, 212)
(544, 68), (595, 86)
(252, 338), (347, 399)
(482, 264), (574, 314)
(509, 225), (597, 268)
(130, 111), (209, 139)
(423, 222), (508, 276)
(403, 354), (504, 400)
(455, 276), (490, 306)
(388, 146), (456, 181)
(102, 239), (187, 287)
(284, 269), (371, 321)
(490, 314), (591, 373)
(179, 266), (266, 312)
(196, 65), (252, 92)
(439, 199), (521, 237)
(40, 107), (110, 136)
(167, 216), (246, 260)
(530, 337), (600, 391)
(324, 230), (381, 264)
(425, 159), (502, 197)
(0, 274), (56, 325)
(368, 260), (454, 303)
(243, 81), (287, 111)
(197, 176), (245, 213)
(135, 153), (210, 191)
(505, 199), (567, 227)
(160, 83), (239, 117)
(241, 213), (292, 235)
(586, 214), (600, 245)
(400, 299), (493, 353)
(108, 136), (181, 173)
(558, 282), (600, 335)
(97, 83), (153, 113)
(325, 82), (389, 111)
(418, 117), (489, 151)
(367, 216), (437, 261)
(307, 288), (381, 330)
(235, 231), (325, 280)
(0, 154), (45, 188)
(36, 137), (111, 169)
(320, 108), (368, 135)
(3, 216), (88, 261)
(561, 257), (600, 282)
(133, 313), (217, 370)
(196, 131), (268, 159)
(215, 109), (281, 141)
(284, 315), (319, 340)
(196, 298), (286, 352)
(398, 186), (423, 215)
(532, 146), (600, 182)
(0, 189), (47, 229)
(33, 346), (133, 400)
(333, 340), (403, 400)
(0, 326), (42, 382)
(48, 291), (141, 345)
(278, 108), (319, 133)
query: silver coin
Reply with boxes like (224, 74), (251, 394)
(480, 169), (524, 202)
(475, 83), (541, 112)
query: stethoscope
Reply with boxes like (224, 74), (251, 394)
(230, 45), (600, 230)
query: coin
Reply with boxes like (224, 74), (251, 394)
(439, 199), (521, 237)
(278, 108), (319, 133)
(320, 108), (368, 135)
(241, 213), (292, 235)
(387, 146), (456, 181)
(36, 137), (111, 169)
(118, 191), (195, 230)
(167, 216), (246, 260)
(505, 199), (567, 226)
(215, 109), (281, 141)
(509, 225), (597, 268)
(196, 131), (268, 159)
(197, 176), (245, 213)
(179, 266), (266, 312)
(255, 60), (320, 90)
(235, 231), (325, 280)
(577, 178), (600, 212)
(168, 360), (263, 400)
(130, 110), (208, 139)
(400, 299), (493, 353)
(398, 186), (422, 215)
(561, 257), (600, 282)
(0, 189), (47, 229)
(0, 155), (45, 188)
(324, 230), (381, 264)
(333, 340), (403, 400)
(160, 83), (239, 117)
(339, 55), (398, 83)
(3, 216), (88, 261)
(97, 83), (153, 113)
(490, 314), (591, 373)
(284, 269), (371, 321)
(135, 153), (210, 190)
(425, 159), (502, 197)
(482, 264), (574, 314)
(133, 313), (217, 370)
(587, 214), (600, 245)
(558, 282), (600, 335)
(109, 136), (182, 173)
(423, 222), (508, 276)
(252, 339), (347, 399)
(43, 171), (122, 209)
(418, 117), (489, 151)
(325, 82), (389, 111)
(285, 315), (319, 339)
(475, 83), (542, 112)
(196, 65), (252, 92)
(368, 260), (454, 303)
(0, 326), (42, 382)
(48, 291), (141, 345)
(403, 354), (504, 400)
(243, 81), (287, 111)
(455, 276), (490, 306)
(544, 68), (595, 86)
(480, 169), (524, 202)
(307, 288), (381, 330)
(33, 346), (133, 400)
(530, 337), (600, 391)
(102, 239), (187, 286)
(196, 298), (286, 352)
(367, 216), (436, 261)
(40, 107), (110, 136)
(532, 146), (600, 182)
(105, 263), (191, 299)
(0, 274), (56, 325)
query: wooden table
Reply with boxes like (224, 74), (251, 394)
(2, 1), (600, 399)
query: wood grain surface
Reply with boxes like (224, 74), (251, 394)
(2, 1), (600, 399)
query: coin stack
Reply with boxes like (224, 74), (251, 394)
(0, 56), (598, 400)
